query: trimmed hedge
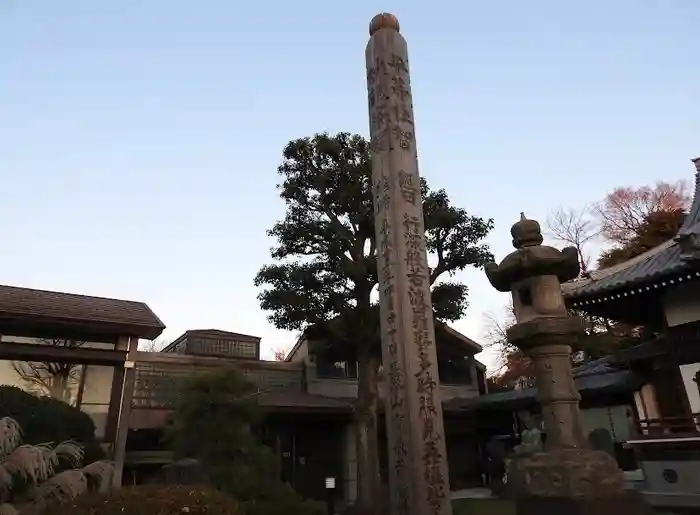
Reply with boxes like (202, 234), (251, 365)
(42, 485), (241, 515)
(0, 386), (103, 463)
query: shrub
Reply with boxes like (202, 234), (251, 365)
(0, 387), (102, 463)
(0, 417), (113, 515)
(164, 369), (325, 515)
(42, 485), (240, 515)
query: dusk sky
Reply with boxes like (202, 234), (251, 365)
(1, 1), (698, 367)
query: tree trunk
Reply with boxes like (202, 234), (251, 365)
(354, 352), (383, 515)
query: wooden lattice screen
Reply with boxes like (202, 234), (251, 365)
(132, 359), (303, 408)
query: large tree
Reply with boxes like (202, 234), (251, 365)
(593, 180), (690, 246)
(255, 132), (493, 514)
(597, 208), (686, 269)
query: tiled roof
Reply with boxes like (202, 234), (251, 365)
(445, 365), (639, 411)
(0, 284), (165, 339)
(561, 239), (687, 299)
(562, 158), (700, 301)
(184, 329), (261, 342)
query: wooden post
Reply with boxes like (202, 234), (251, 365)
(366, 13), (452, 515)
(112, 336), (138, 488)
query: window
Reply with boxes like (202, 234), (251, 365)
(316, 358), (358, 379)
(438, 357), (472, 385)
(187, 338), (258, 358)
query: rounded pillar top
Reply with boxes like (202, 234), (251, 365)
(369, 13), (400, 36)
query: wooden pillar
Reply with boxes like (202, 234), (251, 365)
(104, 335), (130, 445)
(366, 13), (452, 515)
(75, 364), (89, 409)
(112, 335), (138, 488)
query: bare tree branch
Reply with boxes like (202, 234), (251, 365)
(138, 338), (170, 352)
(546, 206), (599, 274)
(481, 301), (516, 374)
(11, 339), (84, 404)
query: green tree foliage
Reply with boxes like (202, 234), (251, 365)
(254, 132), (494, 513)
(165, 367), (323, 515)
(167, 367), (261, 467)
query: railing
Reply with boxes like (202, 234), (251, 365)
(637, 413), (700, 436)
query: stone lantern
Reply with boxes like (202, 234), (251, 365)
(484, 214), (649, 514)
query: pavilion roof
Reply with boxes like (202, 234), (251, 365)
(562, 158), (700, 302)
(0, 284), (165, 339)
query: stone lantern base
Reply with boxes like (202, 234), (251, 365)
(504, 448), (652, 515)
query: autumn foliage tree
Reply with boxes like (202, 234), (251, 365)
(481, 302), (536, 391)
(598, 208), (686, 269)
(255, 132), (493, 514)
(593, 180), (690, 246)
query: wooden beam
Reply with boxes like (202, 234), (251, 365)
(0, 341), (126, 365)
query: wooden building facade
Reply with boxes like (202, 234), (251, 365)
(124, 325), (488, 505)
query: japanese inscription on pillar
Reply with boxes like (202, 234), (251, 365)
(366, 13), (452, 515)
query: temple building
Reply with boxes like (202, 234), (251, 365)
(561, 157), (700, 509)
(4, 157), (700, 508)
(0, 287), (489, 507)
(126, 323), (487, 502)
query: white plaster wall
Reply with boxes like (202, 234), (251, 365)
(634, 383), (660, 421)
(680, 362), (700, 413)
(581, 405), (633, 442)
(663, 281), (700, 327)
(662, 282), (700, 415)
(79, 365), (115, 438)
(0, 336), (115, 438)
(287, 341), (308, 363)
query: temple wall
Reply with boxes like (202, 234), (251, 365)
(663, 283), (700, 414)
(342, 424), (357, 504)
(580, 405), (633, 442)
(680, 363), (700, 413)
(519, 405), (633, 442)
(663, 281), (700, 327)
(634, 383), (661, 422)
(303, 360), (480, 401)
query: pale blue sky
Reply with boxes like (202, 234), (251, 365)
(1, 1), (698, 367)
